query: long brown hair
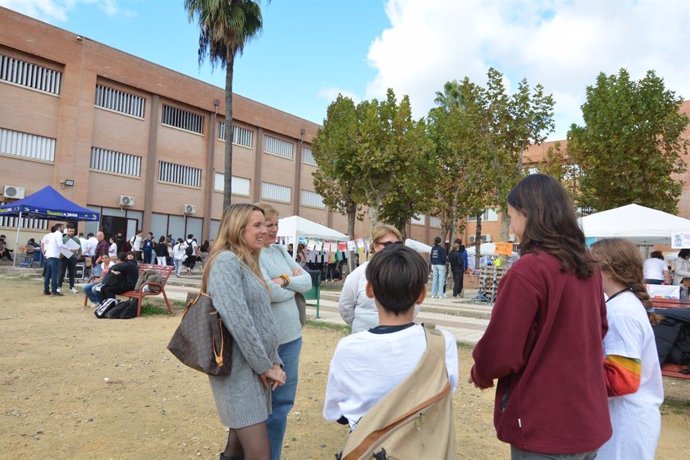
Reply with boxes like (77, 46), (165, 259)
(202, 204), (266, 289)
(507, 173), (594, 278)
(590, 238), (658, 325)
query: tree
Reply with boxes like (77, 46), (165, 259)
(185, 0), (265, 210)
(568, 69), (689, 213)
(311, 95), (362, 238)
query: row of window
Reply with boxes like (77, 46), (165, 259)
(0, 215), (49, 230)
(0, 127), (56, 162)
(95, 84), (145, 118)
(0, 53), (62, 95)
(218, 122), (253, 148)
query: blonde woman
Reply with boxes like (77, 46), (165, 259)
(204, 204), (286, 460)
(338, 224), (403, 333)
(256, 202), (312, 460)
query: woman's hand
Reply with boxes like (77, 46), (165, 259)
(291, 267), (302, 276)
(271, 276), (284, 286)
(260, 364), (286, 390)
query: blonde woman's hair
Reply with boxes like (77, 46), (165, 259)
(254, 201), (279, 221)
(369, 223), (403, 253)
(203, 204), (266, 288)
(590, 238), (658, 325)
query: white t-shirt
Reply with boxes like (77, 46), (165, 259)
(323, 324), (459, 428)
(108, 242), (118, 257)
(338, 262), (379, 333)
(86, 236), (98, 256)
(598, 291), (663, 460)
(642, 258), (665, 281)
(43, 230), (64, 258)
(130, 234), (142, 252)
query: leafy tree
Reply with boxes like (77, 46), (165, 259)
(311, 95), (362, 238)
(568, 69), (689, 213)
(185, 0), (265, 209)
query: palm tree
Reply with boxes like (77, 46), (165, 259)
(184, 0), (265, 209)
(434, 80), (465, 110)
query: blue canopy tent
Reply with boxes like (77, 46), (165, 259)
(0, 185), (100, 267)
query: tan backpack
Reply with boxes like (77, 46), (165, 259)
(339, 325), (456, 460)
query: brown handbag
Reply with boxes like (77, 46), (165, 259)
(167, 266), (232, 376)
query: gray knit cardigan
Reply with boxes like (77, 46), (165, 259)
(207, 251), (281, 428)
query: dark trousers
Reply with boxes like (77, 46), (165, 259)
(100, 284), (130, 300)
(43, 257), (60, 294)
(60, 257), (77, 289)
(452, 268), (464, 297)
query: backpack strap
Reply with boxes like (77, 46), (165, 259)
(342, 325), (450, 460)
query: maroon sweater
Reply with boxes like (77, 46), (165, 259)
(471, 252), (611, 454)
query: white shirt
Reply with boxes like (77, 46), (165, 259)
(108, 242), (118, 257)
(323, 324), (458, 428)
(598, 291), (663, 460)
(673, 257), (690, 285)
(338, 262), (379, 333)
(79, 237), (89, 254)
(130, 234), (142, 252)
(642, 257), (666, 281)
(172, 243), (186, 261)
(43, 229), (64, 258)
(86, 236), (98, 256)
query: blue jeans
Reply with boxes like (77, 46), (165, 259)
(267, 336), (302, 460)
(431, 264), (446, 297)
(83, 282), (103, 304)
(44, 257), (60, 294)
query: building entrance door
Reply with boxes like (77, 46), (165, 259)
(101, 216), (128, 241)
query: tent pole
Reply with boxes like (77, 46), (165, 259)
(12, 211), (22, 268)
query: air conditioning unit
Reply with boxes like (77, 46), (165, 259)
(3, 185), (25, 199)
(485, 234), (492, 242)
(183, 204), (197, 214)
(119, 195), (134, 207)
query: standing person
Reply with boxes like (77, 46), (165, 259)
(85, 232), (98, 264)
(672, 249), (690, 285)
(43, 223), (65, 296)
(339, 224), (403, 333)
(204, 204), (285, 460)
(142, 232), (154, 265)
(183, 234), (198, 274)
(429, 236), (447, 298)
(93, 231), (109, 265)
(107, 236), (118, 258)
(470, 174), (611, 458)
(130, 230), (143, 262)
(257, 203), (312, 460)
(59, 225), (81, 294)
(155, 236), (168, 266)
(590, 239), (663, 460)
(172, 238), (186, 277)
(448, 241), (465, 297)
(642, 251), (668, 285)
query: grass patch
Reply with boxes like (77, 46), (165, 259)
(140, 304), (172, 316)
(662, 396), (690, 415)
(305, 320), (351, 336)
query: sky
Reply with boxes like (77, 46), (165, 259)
(2, 0), (689, 140)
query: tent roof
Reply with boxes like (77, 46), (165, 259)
(0, 185), (100, 221)
(580, 204), (690, 245)
(277, 215), (348, 241)
(405, 238), (432, 253)
(466, 242), (518, 256)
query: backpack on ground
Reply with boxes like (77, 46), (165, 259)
(94, 298), (119, 318)
(105, 298), (138, 319)
(338, 325), (456, 460)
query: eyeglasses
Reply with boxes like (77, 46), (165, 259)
(378, 241), (403, 248)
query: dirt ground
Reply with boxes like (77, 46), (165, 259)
(1, 273), (688, 459)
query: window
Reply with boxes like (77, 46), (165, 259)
(429, 217), (442, 228)
(95, 84), (145, 118)
(214, 172), (251, 196)
(0, 215), (48, 230)
(159, 161), (202, 188)
(0, 127), (55, 162)
(0, 54), (62, 95)
(300, 190), (326, 209)
(468, 208), (498, 222)
(90, 147), (142, 177)
(302, 147), (316, 166)
(218, 122), (253, 148)
(261, 182), (291, 204)
(410, 215), (425, 225)
(161, 104), (204, 134)
(264, 135), (294, 160)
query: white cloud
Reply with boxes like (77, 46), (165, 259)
(366, 0), (690, 139)
(0, 0), (124, 21)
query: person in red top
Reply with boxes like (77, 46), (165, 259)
(470, 174), (611, 459)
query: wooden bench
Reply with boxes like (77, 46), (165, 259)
(83, 264), (174, 317)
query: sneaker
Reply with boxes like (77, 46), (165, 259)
(70, 287), (78, 294)
(43, 291), (51, 296)
(52, 292), (64, 296)
(56, 288), (61, 293)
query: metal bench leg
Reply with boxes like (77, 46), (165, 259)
(162, 291), (174, 316)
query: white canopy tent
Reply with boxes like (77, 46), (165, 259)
(466, 242), (518, 257)
(580, 204), (690, 245)
(277, 215), (349, 241)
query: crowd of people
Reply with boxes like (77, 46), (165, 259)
(19, 172), (680, 458)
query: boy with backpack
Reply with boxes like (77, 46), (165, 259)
(324, 244), (458, 459)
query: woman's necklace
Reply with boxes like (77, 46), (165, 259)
(606, 288), (630, 303)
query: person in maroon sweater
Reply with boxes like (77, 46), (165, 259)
(470, 174), (611, 459)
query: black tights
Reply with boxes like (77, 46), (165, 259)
(222, 422), (270, 460)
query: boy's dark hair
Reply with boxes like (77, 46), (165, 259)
(366, 245), (429, 315)
(434, 236), (442, 245)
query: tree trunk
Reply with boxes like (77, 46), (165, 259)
(223, 50), (235, 211)
(474, 214), (482, 269)
(499, 209), (511, 241)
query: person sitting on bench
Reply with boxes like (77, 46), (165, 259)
(99, 251), (138, 301)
